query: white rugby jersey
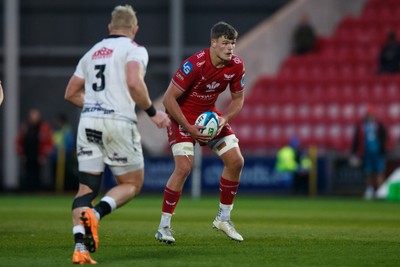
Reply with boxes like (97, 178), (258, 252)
(74, 36), (148, 123)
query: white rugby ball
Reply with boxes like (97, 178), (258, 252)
(195, 111), (219, 138)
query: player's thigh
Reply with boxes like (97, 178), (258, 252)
(211, 135), (244, 168)
(209, 134), (240, 157)
(103, 120), (144, 173)
(167, 118), (195, 145)
(76, 117), (105, 173)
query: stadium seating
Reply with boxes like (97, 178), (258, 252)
(233, 0), (400, 153)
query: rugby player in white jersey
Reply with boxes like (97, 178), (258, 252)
(65, 5), (170, 264)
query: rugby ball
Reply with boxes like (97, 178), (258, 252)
(195, 111), (219, 138)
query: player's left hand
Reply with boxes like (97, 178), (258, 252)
(187, 124), (213, 143)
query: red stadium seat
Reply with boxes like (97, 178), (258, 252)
(238, 0), (400, 152)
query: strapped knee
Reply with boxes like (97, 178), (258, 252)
(71, 172), (102, 210)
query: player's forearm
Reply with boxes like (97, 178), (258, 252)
(126, 61), (154, 110)
(223, 95), (244, 123)
(66, 93), (84, 108)
(65, 75), (85, 108)
(163, 96), (190, 130)
(128, 80), (153, 111)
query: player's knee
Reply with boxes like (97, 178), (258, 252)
(120, 176), (144, 198)
(130, 178), (144, 195)
(72, 172), (102, 210)
(175, 161), (193, 178)
(173, 158), (194, 179)
(79, 172), (102, 195)
(124, 184), (141, 200)
(227, 154), (244, 173)
(72, 193), (95, 210)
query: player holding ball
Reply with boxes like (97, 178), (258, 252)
(155, 21), (246, 244)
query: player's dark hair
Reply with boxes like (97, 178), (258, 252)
(210, 21), (238, 40)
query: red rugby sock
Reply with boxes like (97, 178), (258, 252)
(162, 187), (182, 214)
(219, 177), (239, 205)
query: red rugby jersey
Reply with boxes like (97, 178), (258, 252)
(171, 48), (245, 123)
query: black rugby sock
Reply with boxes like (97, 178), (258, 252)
(94, 201), (112, 219)
(74, 233), (84, 244)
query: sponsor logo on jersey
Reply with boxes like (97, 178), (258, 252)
(196, 60), (206, 67)
(205, 81), (220, 92)
(181, 61), (193, 75)
(178, 125), (191, 137)
(240, 74), (245, 87)
(108, 152), (128, 163)
(196, 50), (205, 59)
(224, 73), (235, 80)
(190, 91), (217, 101)
(175, 72), (184, 81)
(77, 146), (93, 157)
(92, 47), (113, 60)
(233, 57), (242, 64)
(82, 102), (115, 115)
(85, 128), (103, 145)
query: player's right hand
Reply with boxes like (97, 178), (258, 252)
(150, 110), (171, 128)
(187, 124), (213, 143)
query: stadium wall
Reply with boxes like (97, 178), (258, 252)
(103, 155), (330, 196)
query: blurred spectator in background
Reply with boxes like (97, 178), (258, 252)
(51, 113), (77, 191)
(377, 30), (400, 74)
(292, 14), (317, 55)
(16, 109), (54, 191)
(0, 80), (4, 106)
(350, 105), (387, 200)
(275, 136), (311, 195)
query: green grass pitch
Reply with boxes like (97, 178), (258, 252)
(0, 194), (399, 266)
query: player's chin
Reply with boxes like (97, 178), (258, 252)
(225, 54), (233, 60)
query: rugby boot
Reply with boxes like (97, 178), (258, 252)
(212, 217), (243, 241)
(72, 246), (97, 264)
(80, 209), (99, 253)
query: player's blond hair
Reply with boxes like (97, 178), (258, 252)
(110, 5), (137, 30)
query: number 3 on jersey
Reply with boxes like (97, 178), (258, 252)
(92, 64), (106, 91)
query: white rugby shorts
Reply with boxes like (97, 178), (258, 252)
(76, 117), (144, 175)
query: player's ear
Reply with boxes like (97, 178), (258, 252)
(107, 23), (112, 32)
(133, 25), (139, 35)
(211, 38), (217, 48)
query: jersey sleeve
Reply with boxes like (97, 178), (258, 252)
(171, 57), (198, 92)
(127, 46), (149, 70)
(73, 57), (85, 79)
(230, 57), (245, 94)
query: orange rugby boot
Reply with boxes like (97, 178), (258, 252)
(80, 209), (99, 253)
(72, 250), (97, 264)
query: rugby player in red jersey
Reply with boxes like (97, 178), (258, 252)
(155, 21), (246, 243)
